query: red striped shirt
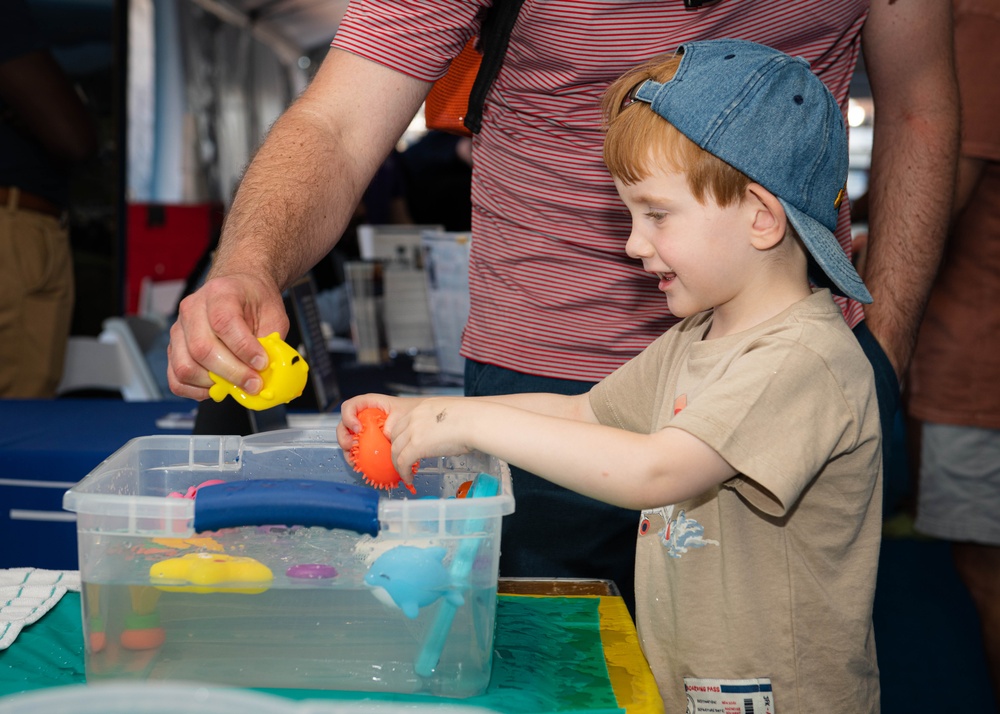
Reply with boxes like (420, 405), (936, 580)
(334, 0), (868, 381)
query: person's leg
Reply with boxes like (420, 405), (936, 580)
(0, 204), (73, 397)
(18, 213), (74, 397)
(465, 359), (639, 616)
(916, 421), (1000, 707)
(0, 203), (19, 395)
(952, 541), (1000, 707)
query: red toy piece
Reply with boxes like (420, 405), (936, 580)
(119, 612), (166, 651)
(349, 407), (418, 494)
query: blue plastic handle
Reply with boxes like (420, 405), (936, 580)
(193, 479), (380, 535)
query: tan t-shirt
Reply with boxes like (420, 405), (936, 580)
(590, 290), (882, 714)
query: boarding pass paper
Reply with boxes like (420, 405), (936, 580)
(0, 568), (81, 650)
(684, 677), (775, 714)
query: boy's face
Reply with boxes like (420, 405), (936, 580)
(615, 167), (757, 319)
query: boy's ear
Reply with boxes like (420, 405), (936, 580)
(745, 183), (787, 251)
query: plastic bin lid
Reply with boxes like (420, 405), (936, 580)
(0, 683), (503, 713)
(0, 683), (291, 714)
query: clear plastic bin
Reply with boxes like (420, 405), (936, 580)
(63, 430), (513, 698)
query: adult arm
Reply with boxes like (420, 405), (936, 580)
(167, 49), (430, 400)
(859, 0), (960, 380)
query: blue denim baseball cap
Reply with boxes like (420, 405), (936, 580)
(629, 39), (872, 304)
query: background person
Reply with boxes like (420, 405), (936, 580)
(906, 0), (1000, 703)
(0, 0), (98, 398)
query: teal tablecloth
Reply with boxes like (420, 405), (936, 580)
(0, 593), (623, 713)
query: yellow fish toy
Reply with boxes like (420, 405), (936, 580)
(150, 552), (273, 594)
(208, 332), (309, 410)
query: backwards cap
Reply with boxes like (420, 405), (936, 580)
(628, 39), (871, 304)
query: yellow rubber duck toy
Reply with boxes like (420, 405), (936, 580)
(208, 332), (309, 410)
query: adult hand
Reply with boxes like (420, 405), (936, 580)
(166, 273), (289, 401)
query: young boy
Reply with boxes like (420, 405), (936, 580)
(338, 40), (882, 714)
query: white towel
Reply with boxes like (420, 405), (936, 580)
(0, 568), (81, 650)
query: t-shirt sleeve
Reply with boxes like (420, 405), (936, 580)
(668, 336), (866, 517)
(331, 0), (485, 82)
(955, 0), (1000, 161)
(589, 345), (662, 434)
(589, 321), (703, 434)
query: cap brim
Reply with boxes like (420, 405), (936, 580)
(779, 198), (872, 305)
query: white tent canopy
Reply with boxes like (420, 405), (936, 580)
(188, 0), (351, 58)
(126, 0), (350, 204)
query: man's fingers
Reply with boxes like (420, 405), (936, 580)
(167, 275), (289, 398)
(175, 296), (260, 394)
(165, 335), (212, 401)
(207, 286), (289, 374)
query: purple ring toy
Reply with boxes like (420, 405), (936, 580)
(286, 563), (338, 579)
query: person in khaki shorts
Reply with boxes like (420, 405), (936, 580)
(0, 0), (97, 397)
(338, 41), (883, 713)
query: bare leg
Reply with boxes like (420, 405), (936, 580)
(953, 541), (1000, 709)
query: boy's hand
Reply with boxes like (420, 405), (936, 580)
(336, 393), (410, 458)
(390, 397), (475, 477)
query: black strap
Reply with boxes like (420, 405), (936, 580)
(463, 0), (527, 135)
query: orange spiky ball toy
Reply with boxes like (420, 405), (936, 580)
(349, 407), (417, 494)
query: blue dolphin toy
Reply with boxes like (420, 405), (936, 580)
(364, 545), (464, 619)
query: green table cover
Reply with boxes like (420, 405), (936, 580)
(0, 593), (623, 713)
